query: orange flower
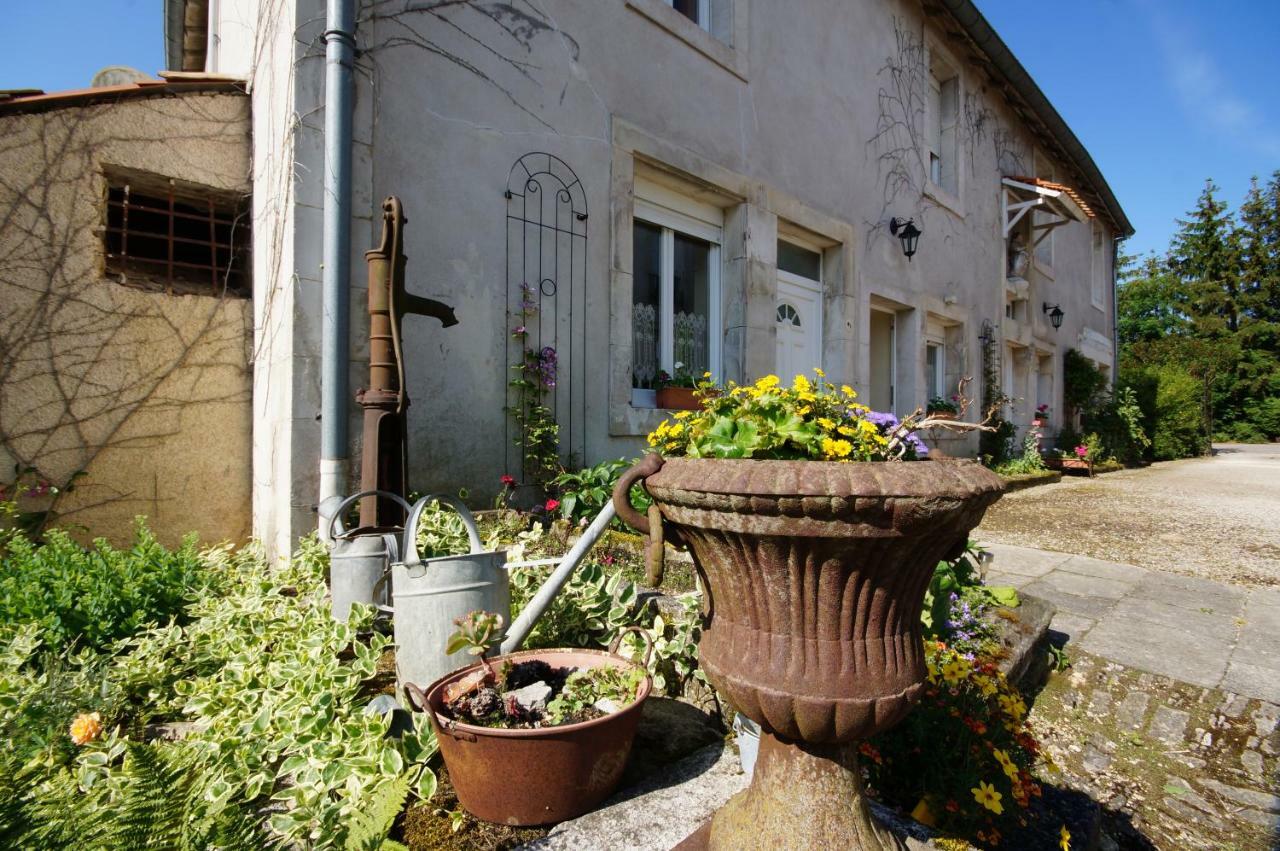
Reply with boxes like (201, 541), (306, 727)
(69, 711), (102, 745)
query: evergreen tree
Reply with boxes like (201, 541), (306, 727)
(1169, 180), (1240, 335)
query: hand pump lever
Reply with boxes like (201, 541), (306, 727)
(357, 196), (457, 528)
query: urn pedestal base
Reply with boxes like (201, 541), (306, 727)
(706, 731), (905, 851)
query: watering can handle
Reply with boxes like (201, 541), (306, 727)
(326, 490), (413, 541)
(401, 493), (485, 571)
(369, 532), (398, 616)
(611, 454), (664, 535)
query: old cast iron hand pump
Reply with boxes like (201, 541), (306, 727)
(357, 196), (458, 528)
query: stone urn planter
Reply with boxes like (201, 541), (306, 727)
(613, 454), (1003, 849)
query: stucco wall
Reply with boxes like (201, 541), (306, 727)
(0, 91), (253, 546)
(241, 0), (1124, 546)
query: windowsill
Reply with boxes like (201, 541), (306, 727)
(626, 0), (748, 81)
(924, 181), (964, 218)
(1090, 300), (1106, 312)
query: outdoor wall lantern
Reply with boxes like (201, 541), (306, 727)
(889, 217), (922, 261)
(1042, 302), (1065, 330)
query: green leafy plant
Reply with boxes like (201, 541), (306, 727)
(545, 664), (645, 724)
(649, 371), (964, 461)
(550, 459), (653, 528)
(993, 430), (1047, 477)
(926, 396), (959, 415)
(0, 536), (440, 850)
(0, 520), (223, 653)
(445, 611), (504, 676)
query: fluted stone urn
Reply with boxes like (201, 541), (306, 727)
(613, 454), (1004, 849)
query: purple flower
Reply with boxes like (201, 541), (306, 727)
(864, 410), (900, 430)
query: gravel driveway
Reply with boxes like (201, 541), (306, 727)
(974, 443), (1280, 588)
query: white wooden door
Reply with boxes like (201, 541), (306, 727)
(775, 273), (822, 382)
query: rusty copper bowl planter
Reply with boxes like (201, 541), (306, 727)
(613, 454), (1003, 849)
(405, 644), (653, 826)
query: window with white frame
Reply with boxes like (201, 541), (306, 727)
(925, 341), (946, 401)
(1034, 152), (1055, 270)
(927, 50), (959, 197)
(631, 183), (722, 404)
(1090, 223), (1106, 309)
(666, 0), (710, 31)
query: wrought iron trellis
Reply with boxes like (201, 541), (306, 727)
(504, 152), (588, 481)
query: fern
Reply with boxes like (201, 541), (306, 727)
(102, 742), (266, 851)
(344, 772), (411, 851)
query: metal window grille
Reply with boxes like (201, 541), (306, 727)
(104, 179), (250, 297)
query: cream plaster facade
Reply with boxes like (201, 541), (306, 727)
(0, 90), (253, 546)
(198, 0), (1131, 555)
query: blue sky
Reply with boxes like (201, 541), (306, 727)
(2, 0), (1277, 259)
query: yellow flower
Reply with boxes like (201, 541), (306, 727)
(813, 367), (825, 377)
(674, 410), (693, 419)
(818, 417), (836, 430)
(999, 693), (1027, 721)
(797, 405), (811, 415)
(792, 373), (812, 393)
(972, 781), (1003, 815)
(1059, 824), (1071, 851)
(69, 711), (102, 746)
(941, 658), (971, 686)
(756, 374), (780, 390)
(993, 748), (1018, 779)
(822, 437), (853, 458)
(841, 384), (856, 397)
(668, 422), (684, 437)
(976, 676), (998, 698)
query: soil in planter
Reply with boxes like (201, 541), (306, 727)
(443, 659), (639, 729)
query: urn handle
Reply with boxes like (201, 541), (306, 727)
(611, 453), (664, 535)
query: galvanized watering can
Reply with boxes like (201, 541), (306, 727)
(388, 494), (509, 692)
(324, 489), (412, 622)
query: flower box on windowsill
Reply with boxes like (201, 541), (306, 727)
(656, 386), (701, 411)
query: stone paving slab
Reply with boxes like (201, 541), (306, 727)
(988, 545), (1072, 577)
(1221, 660), (1280, 705)
(1108, 596), (1239, 638)
(1019, 581), (1121, 621)
(1135, 573), (1248, 615)
(1056, 554), (1148, 583)
(982, 542), (1280, 702)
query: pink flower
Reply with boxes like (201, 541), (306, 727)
(500, 474), (516, 487)
(1074, 445), (1088, 458)
(545, 498), (560, 512)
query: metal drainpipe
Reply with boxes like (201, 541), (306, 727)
(1111, 237), (1121, 389)
(319, 0), (357, 528)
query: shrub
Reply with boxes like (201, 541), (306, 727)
(1151, 365), (1207, 459)
(0, 520), (221, 653)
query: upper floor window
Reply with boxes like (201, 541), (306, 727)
(667, 0), (710, 31)
(1091, 223), (1107, 309)
(1033, 152), (1055, 271)
(104, 171), (250, 297)
(927, 50), (959, 197)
